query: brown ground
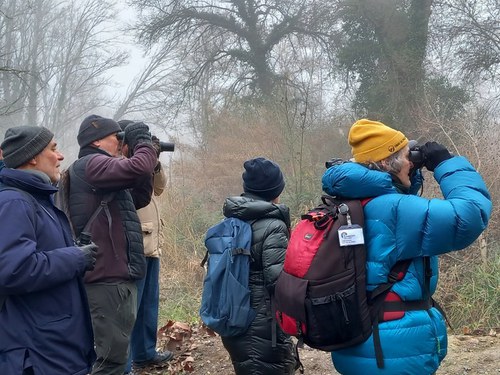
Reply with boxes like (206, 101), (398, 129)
(132, 323), (500, 374)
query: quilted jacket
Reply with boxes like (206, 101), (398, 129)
(220, 194), (297, 375)
(321, 156), (491, 375)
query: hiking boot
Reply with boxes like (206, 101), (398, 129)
(133, 351), (174, 368)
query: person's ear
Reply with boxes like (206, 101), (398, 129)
(121, 144), (129, 158)
(379, 159), (389, 171)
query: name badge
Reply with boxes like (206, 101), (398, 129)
(338, 224), (365, 247)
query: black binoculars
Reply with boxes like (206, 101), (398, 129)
(116, 132), (175, 153)
(409, 140), (425, 170)
(325, 158), (347, 169)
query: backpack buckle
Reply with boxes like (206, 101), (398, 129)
(232, 248), (250, 256)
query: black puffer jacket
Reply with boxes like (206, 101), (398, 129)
(221, 194), (296, 375)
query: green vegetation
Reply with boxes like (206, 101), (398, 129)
(445, 251), (500, 330)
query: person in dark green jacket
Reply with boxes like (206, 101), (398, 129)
(221, 157), (297, 375)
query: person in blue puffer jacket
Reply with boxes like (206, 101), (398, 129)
(321, 119), (492, 375)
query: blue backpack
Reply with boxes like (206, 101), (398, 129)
(199, 217), (255, 337)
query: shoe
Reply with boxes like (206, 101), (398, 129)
(133, 351), (174, 368)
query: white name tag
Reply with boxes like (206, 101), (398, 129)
(338, 224), (365, 247)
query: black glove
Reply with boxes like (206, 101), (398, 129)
(420, 141), (452, 171)
(78, 242), (98, 271)
(124, 122), (152, 152)
(152, 135), (161, 158)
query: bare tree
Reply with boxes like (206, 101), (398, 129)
(132, 0), (343, 98)
(436, 0), (500, 81)
(0, 0), (127, 156)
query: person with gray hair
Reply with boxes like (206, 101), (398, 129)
(322, 119), (491, 375)
(0, 126), (97, 375)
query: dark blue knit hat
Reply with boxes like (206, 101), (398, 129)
(242, 157), (285, 201)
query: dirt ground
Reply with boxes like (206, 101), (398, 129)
(132, 323), (500, 374)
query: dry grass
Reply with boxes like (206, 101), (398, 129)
(154, 103), (500, 330)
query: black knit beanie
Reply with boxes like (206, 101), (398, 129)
(242, 157), (285, 201)
(77, 114), (121, 147)
(1, 126), (54, 168)
(117, 119), (134, 131)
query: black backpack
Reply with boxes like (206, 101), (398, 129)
(273, 195), (434, 368)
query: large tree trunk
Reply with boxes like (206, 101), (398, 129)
(357, 0), (432, 129)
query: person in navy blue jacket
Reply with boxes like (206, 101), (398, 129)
(321, 119), (492, 375)
(0, 126), (97, 375)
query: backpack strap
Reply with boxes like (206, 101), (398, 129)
(367, 259), (412, 369)
(200, 251), (209, 267)
(68, 163), (116, 244)
(369, 256), (449, 369)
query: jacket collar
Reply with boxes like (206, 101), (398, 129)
(78, 145), (112, 158)
(0, 167), (57, 195)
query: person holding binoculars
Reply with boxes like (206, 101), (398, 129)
(321, 119), (491, 375)
(118, 120), (174, 374)
(64, 115), (158, 375)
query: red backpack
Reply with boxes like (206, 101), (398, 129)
(274, 195), (418, 369)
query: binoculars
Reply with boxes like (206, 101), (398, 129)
(116, 132), (175, 153)
(408, 140), (425, 170)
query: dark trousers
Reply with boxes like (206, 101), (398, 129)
(85, 282), (137, 375)
(125, 257), (160, 372)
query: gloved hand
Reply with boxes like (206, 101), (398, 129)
(78, 242), (98, 271)
(420, 141), (452, 171)
(408, 168), (424, 196)
(152, 135), (161, 158)
(124, 122), (152, 153)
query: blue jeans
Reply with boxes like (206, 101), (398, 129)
(125, 257), (160, 373)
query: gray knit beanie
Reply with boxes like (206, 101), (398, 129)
(77, 114), (121, 147)
(1, 126), (54, 168)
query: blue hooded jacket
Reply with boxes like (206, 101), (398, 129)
(0, 168), (95, 375)
(321, 157), (491, 375)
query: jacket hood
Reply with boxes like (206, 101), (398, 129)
(0, 167), (58, 195)
(223, 195), (291, 228)
(321, 162), (397, 199)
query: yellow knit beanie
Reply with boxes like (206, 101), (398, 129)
(348, 119), (408, 163)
